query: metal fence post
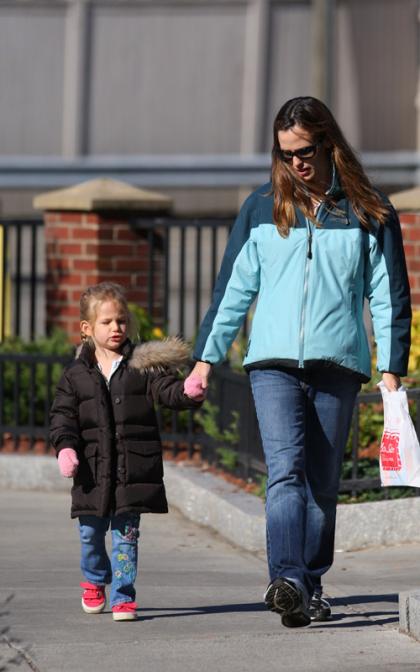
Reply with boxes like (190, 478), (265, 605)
(0, 224), (3, 342)
(0, 224), (11, 342)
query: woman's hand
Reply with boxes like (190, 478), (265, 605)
(185, 361), (212, 396)
(381, 372), (401, 392)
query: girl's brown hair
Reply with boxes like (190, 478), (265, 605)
(79, 282), (132, 342)
(271, 96), (389, 236)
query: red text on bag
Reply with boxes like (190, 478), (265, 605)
(380, 430), (402, 471)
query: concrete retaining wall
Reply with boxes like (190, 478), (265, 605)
(2, 454), (420, 553)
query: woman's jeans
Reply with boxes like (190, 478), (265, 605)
(250, 368), (360, 600)
(79, 512), (140, 608)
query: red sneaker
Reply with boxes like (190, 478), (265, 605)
(112, 601), (138, 621)
(80, 581), (106, 614)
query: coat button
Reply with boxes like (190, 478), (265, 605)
(115, 397), (121, 404)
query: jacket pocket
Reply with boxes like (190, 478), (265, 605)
(125, 441), (163, 485)
(74, 444), (97, 489)
(346, 291), (360, 356)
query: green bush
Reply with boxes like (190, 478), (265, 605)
(194, 399), (240, 470)
(0, 330), (73, 426)
(128, 303), (166, 342)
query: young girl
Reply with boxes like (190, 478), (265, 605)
(50, 282), (205, 621)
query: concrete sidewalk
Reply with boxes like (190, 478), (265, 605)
(1, 490), (420, 672)
(2, 454), (420, 645)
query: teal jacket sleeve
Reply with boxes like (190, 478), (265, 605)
(193, 183), (269, 360)
(199, 235), (260, 364)
(365, 206), (411, 375)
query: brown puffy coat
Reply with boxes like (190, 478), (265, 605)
(49, 338), (200, 518)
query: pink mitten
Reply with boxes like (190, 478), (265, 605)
(184, 374), (206, 400)
(57, 448), (79, 478)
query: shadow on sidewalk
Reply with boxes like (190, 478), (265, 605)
(310, 592), (399, 629)
(111, 594), (399, 628)
(136, 602), (267, 621)
(330, 593), (398, 606)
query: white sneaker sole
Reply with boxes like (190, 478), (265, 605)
(81, 598), (106, 614)
(112, 611), (137, 621)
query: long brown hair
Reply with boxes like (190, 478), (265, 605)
(271, 96), (389, 236)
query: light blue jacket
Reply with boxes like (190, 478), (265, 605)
(194, 181), (411, 382)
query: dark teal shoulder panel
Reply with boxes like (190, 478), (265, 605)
(377, 205), (411, 375)
(193, 183), (272, 360)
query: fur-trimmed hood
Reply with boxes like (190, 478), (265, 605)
(128, 337), (191, 374)
(76, 337), (191, 374)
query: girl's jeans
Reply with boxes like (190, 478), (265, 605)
(79, 512), (140, 608)
(250, 368), (360, 600)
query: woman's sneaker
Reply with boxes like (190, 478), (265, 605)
(80, 581), (106, 614)
(112, 602), (138, 621)
(264, 578), (310, 628)
(309, 594), (332, 621)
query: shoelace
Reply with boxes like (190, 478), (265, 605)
(81, 583), (104, 601)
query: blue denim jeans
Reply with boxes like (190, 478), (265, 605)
(79, 512), (140, 608)
(250, 367), (360, 600)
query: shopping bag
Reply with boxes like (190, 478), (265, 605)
(378, 381), (420, 487)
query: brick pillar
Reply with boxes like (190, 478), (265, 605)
(33, 178), (172, 343)
(399, 213), (420, 308)
(390, 187), (420, 310)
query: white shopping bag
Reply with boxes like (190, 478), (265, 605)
(378, 381), (420, 487)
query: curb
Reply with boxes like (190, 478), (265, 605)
(3, 453), (420, 551)
(399, 591), (420, 641)
(167, 463), (420, 552)
(164, 461), (266, 552)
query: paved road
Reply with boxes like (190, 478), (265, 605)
(0, 491), (419, 672)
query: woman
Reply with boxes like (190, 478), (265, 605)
(186, 97), (411, 627)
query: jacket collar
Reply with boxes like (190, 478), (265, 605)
(300, 161), (345, 202)
(325, 161), (345, 200)
(293, 163), (348, 227)
(77, 338), (134, 368)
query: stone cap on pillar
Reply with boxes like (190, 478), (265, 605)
(33, 178), (172, 213)
(389, 186), (420, 213)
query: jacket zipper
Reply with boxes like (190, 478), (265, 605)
(298, 205), (324, 367)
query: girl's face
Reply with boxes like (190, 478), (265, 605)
(81, 300), (128, 351)
(277, 124), (331, 191)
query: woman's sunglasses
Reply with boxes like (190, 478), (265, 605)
(278, 143), (320, 163)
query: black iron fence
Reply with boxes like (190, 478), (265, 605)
(0, 350), (202, 453)
(1, 352), (418, 496)
(129, 215), (249, 338)
(0, 352), (73, 449)
(0, 215), (237, 342)
(204, 367), (420, 496)
(1, 214), (418, 495)
(0, 218), (45, 342)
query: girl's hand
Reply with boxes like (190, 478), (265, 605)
(57, 448), (79, 478)
(184, 375), (207, 401)
(381, 372), (401, 392)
